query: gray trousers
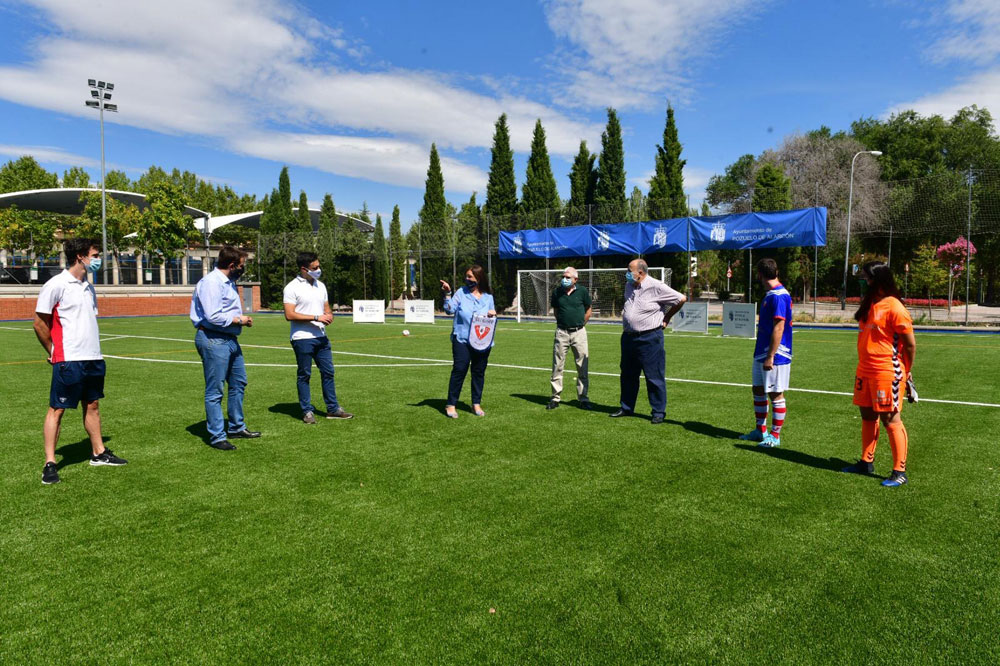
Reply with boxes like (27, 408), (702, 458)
(551, 327), (589, 402)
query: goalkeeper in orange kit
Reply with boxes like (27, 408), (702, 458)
(842, 261), (916, 487)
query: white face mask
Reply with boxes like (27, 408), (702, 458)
(307, 268), (321, 279)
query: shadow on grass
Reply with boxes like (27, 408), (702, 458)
(409, 398), (476, 415)
(734, 443), (859, 474)
(56, 436), (112, 470)
(509, 393), (612, 414)
(665, 419), (743, 439)
(185, 421), (211, 444)
(268, 403), (304, 420)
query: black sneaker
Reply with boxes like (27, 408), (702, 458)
(228, 429), (261, 439)
(42, 462), (60, 485)
(651, 415), (665, 424)
(208, 439), (237, 451)
(91, 448), (128, 466)
(609, 409), (633, 418)
(546, 400), (559, 410)
(578, 401), (592, 410)
(841, 460), (874, 475)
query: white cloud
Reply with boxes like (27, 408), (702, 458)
(885, 68), (1000, 120)
(544, 0), (766, 108)
(927, 0), (1000, 65)
(232, 133), (487, 193)
(0, 0), (599, 194)
(683, 166), (714, 193)
(0, 144), (99, 168)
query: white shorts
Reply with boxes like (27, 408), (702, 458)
(752, 362), (791, 393)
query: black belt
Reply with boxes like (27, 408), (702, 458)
(625, 327), (660, 337)
(198, 326), (236, 338)
(558, 325), (585, 333)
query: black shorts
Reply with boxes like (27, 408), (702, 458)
(50, 360), (106, 409)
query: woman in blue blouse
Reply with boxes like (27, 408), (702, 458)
(440, 264), (496, 418)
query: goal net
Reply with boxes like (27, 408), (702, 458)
(516, 267), (671, 322)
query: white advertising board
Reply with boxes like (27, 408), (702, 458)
(671, 302), (709, 333)
(404, 300), (435, 324)
(722, 302), (757, 338)
(352, 300), (386, 323)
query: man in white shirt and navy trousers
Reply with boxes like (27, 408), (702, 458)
(283, 251), (353, 424)
(33, 238), (127, 484)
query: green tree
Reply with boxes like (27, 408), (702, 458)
(751, 162), (792, 212)
(706, 154), (756, 213)
(62, 166), (91, 188)
(647, 103), (687, 220)
(372, 213), (389, 300)
(133, 182), (195, 282)
(484, 114), (518, 229)
(908, 242), (948, 319)
(388, 205), (405, 299)
(594, 107), (627, 223)
(294, 190), (313, 233)
(627, 186), (647, 222)
(419, 144), (449, 303)
(0, 205), (59, 267)
(103, 170), (132, 191)
(0, 156), (58, 192)
(566, 141), (597, 225)
(520, 119), (560, 230)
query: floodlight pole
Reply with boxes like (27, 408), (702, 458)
(841, 150), (882, 310)
(99, 99), (107, 285)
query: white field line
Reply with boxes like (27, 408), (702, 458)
(93, 335), (1000, 409)
(103, 355), (449, 369)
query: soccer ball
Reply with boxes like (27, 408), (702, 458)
(402, 329), (410, 336)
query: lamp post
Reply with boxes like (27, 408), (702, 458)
(85, 79), (118, 285)
(841, 150), (882, 309)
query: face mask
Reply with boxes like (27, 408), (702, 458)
(307, 268), (322, 279)
(229, 266), (244, 280)
(86, 257), (102, 273)
(561, 277), (573, 288)
(625, 271), (635, 284)
(465, 278), (477, 288)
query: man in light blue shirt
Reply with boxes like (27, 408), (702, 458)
(190, 245), (261, 450)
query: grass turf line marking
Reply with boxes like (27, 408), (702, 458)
(100, 341), (1000, 409)
(103, 355), (450, 368)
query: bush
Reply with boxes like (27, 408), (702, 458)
(718, 289), (731, 302)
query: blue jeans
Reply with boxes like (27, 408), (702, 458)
(619, 328), (666, 417)
(291, 336), (339, 415)
(447, 336), (491, 406)
(195, 328), (247, 444)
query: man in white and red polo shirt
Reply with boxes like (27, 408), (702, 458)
(33, 238), (127, 485)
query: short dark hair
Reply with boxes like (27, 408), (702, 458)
(757, 258), (778, 280)
(217, 245), (248, 270)
(64, 238), (99, 266)
(296, 251), (318, 269)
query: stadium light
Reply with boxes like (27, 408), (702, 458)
(85, 78), (119, 285)
(841, 150), (883, 310)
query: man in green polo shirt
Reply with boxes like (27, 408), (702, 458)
(548, 266), (592, 410)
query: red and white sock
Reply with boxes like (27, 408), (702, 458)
(754, 397), (768, 432)
(770, 398), (786, 438)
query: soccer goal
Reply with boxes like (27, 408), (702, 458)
(515, 267), (671, 322)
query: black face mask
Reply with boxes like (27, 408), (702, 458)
(230, 266), (245, 280)
(465, 279), (477, 288)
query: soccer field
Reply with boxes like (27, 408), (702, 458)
(1, 314), (998, 663)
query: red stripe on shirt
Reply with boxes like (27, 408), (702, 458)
(50, 303), (65, 363)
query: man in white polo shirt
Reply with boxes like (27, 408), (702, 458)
(32, 238), (127, 485)
(283, 251), (353, 424)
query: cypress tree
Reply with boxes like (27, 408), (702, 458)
(277, 166), (293, 231)
(648, 103), (687, 220)
(419, 144), (449, 301)
(295, 190), (312, 233)
(567, 141), (597, 225)
(372, 213), (389, 300)
(388, 205), (405, 298)
(594, 108), (627, 223)
(751, 162), (792, 212)
(520, 119), (560, 229)
(484, 114), (518, 230)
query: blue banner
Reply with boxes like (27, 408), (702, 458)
(497, 208), (826, 258)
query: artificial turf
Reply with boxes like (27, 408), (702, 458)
(0, 314), (998, 663)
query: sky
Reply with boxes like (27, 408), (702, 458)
(0, 0), (998, 230)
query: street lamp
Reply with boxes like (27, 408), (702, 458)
(841, 150), (882, 309)
(85, 79), (118, 285)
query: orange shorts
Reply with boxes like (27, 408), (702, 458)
(853, 374), (903, 413)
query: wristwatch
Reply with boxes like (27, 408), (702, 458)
(313, 315), (318, 321)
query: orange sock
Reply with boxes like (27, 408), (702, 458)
(861, 419), (879, 463)
(886, 421), (908, 472)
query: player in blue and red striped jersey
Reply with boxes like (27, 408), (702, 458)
(738, 258), (793, 447)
